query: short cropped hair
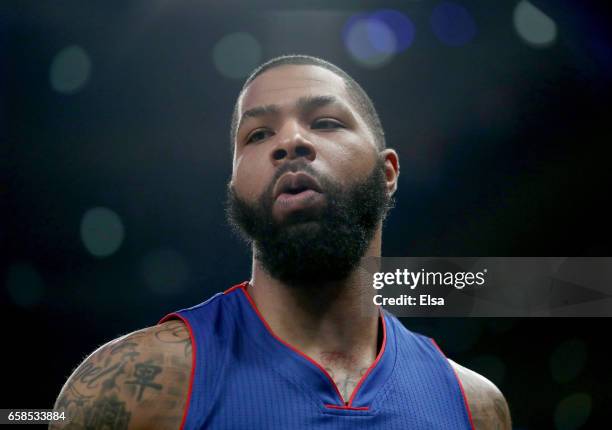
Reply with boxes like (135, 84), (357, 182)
(230, 55), (386, 154)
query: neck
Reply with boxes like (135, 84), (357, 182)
(247, 227), (383, 365)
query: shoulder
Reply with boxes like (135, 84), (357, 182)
(448, 359), (512, 430)
(51, 320), (192, 430)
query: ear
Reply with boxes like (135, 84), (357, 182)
(380, 148), (400, 197)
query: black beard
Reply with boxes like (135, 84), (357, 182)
(225, 158), (393, 286)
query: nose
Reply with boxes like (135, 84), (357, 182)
(270, 121), (316, 164)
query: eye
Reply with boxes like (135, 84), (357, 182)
(312, 119), (344, 130)
(246, 128), (273, 144)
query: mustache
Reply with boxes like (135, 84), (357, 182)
(273, 159), (319, 182)
(227, 160), (322, 200)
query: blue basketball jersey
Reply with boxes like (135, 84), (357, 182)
(159, 281), (475, 429)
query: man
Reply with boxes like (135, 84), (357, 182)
(52, 55), (511, 429)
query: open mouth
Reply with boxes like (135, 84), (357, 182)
(274, 172), (323, 200)
(286, 185), (311, 195)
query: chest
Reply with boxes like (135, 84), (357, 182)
(316, 351), (374, 403)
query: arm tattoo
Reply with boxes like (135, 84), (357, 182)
(450, 360), (512, 430)
(80, 394), (131, 430)
(155, 320), (192, 359)
(125, 361), (163, 401)
(51, 323), (192, 429)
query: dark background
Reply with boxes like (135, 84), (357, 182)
(3, 1), (611, 428)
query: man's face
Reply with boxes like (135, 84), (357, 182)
(226, 64), (392, 285)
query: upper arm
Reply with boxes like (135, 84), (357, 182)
(449, 359), (512, 430)
(50, 320), (192, 430)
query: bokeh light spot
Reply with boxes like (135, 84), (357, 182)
(49, 45), (92, 94)
(370, 10), (415, 52)
(343, 13), (396, 68)
(513, 1), (557, 48)
(213, 32), (262, 79)
(430, 1), (477, 46)
(367, 18), (397, 54)
(5, 263), (45, 308)
(550, 338), (587, 383)
(140, 248), (190, 295)
(554, 392), (592, 430)
(80, 207), (125, 258)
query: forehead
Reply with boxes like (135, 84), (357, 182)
(238, 64), (352, 116)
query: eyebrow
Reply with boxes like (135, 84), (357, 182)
(238, 95), (343, 131)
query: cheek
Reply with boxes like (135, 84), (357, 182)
(233, 153), (271, 201)
(318, 136), (377, 184)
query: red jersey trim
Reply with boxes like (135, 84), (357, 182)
(430, 338), (476, 430)
(223, 282), (247, 295)
(346, 310), (387, 407)
(239, 282), (386, 409)
(324, 404), (369, 411)
(158, 313), (197, 430)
